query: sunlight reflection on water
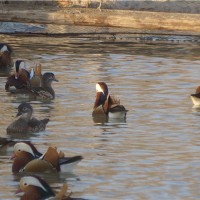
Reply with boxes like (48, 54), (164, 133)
(0, 35), (200, 199)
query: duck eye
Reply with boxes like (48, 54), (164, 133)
(24, 182), (27, 186)
(23, 107), (27, 111)
(18, 149), (21, 152)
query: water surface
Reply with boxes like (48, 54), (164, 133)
(0, 35), (200, 200)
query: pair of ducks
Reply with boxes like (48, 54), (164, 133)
(5, 139), (82, 199)
(0, 138), (83, 199)
(95, 83), (200, 110)
(5, 60), (58, 100)
(7, 81), (128, 135)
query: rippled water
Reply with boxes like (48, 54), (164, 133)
(0, 35), (200, 200)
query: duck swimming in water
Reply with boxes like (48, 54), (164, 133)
(11, 142), (83, 173)
(6, 65), (58, 100)
(5, 60), (42, 90)
(92, 82), (128, 119)
(7, 102), (49, 134)
(16, 175), (71, 200)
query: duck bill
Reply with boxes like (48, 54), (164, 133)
(10, 153), (16, 160)
(16, 111), (22, 117)
(15, 188), (24, 195)
(54, 78), (58, 82)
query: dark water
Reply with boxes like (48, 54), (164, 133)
(0, 35), (200, 200)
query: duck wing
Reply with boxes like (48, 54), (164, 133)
(58, 156), (83, 172)
(21, 159), (56, 173)
(29, 87), (54, 99)
(109, 104), (127, 113)
(7, 119), (28, 134)
(5, 75), (28, 90)
(59, 156), (83, 166)
(28, 118), (49, 133)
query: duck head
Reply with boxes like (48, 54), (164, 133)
(42, 72), (58, 85)
(0, 43), (12, 53)
(0, 43), (12, 54)
(93, 82), (109, 109)
(13, 142), (41, 158)
(16, 103), (33, 120)
(12, 142), (36, 172)
(16, 175), (55, 200)
(23, 142), (42, 158)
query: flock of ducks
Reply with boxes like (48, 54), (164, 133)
(1, 40), (200, 199)
(0, 43), (128, 200)
(1, 41), (200, 199)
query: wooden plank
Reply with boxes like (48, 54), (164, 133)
(1, 6), (200, 34)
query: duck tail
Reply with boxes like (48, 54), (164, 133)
(55, 183), (70, 199)
(60, 156), (83, 165)
(59, 156), (83, 172)
(42, 118), (50, 125)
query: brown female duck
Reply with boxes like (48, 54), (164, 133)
(28, 72), (58, 100)
(7, 103), (49, 134)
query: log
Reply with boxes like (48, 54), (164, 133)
(1, 6), (200, 34)
(1, 1), (200, 40)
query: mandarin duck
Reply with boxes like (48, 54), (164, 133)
(92, 82), (128, 118)
(12, 142), (83, 173)
(7, 103), (49, 134)
(16, 175), (72, 200)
